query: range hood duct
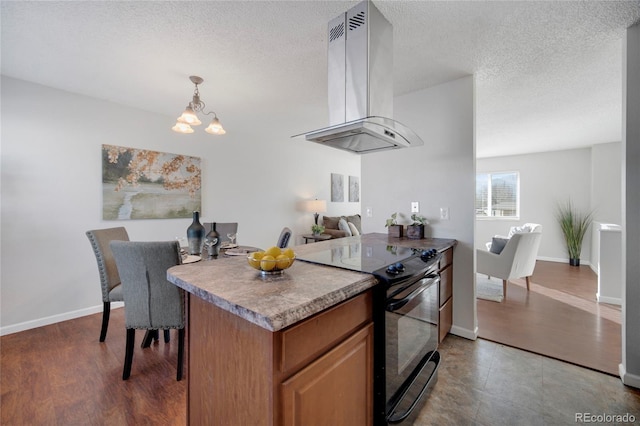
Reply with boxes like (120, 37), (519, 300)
(294, 0), (424, 154)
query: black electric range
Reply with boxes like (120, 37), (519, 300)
(297, 240), (443, 424)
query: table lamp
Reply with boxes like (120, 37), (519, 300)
(305, 199), (327, 225)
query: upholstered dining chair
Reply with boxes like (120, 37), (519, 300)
(277, 227), (292, 248)
(477, 231), (543, 299)
(110, 240), (185, 381)
(86, 226), (130, 342)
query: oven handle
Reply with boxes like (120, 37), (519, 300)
(386, 351), (441, 424)
(386, 275), (439, 312)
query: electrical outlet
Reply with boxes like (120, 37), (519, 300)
(440, 207), (450, 220)
(411, 202), (419, 213)
(366, 207), (373, 218)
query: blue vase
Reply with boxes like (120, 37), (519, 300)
(187, 211), (205, 255)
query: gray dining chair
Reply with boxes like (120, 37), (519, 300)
(277, 227), (292, 248)
(86, 226), (130, 342)
(110, 240), (185, 381)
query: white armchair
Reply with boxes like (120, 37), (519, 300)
(477, 230), (543, 298)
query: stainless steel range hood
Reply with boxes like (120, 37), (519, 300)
(294, 0), (424, 154)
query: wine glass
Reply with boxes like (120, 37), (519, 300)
(227, 233), (237, 246)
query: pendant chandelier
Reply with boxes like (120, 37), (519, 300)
(172, 76), (226, 135)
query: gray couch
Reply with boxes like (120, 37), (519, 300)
(320, 214), (362, 239)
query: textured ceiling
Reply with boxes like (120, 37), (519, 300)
(2, 1), (639, 157)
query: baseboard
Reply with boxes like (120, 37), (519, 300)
(537, 256), (592, 267)
(450, 324), (478, 340)
(0, 302), (124, 336)
(619, 363), (640, 389)
(597, 294), (622, 305)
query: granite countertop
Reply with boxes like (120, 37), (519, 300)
(167, 233), (456, 332)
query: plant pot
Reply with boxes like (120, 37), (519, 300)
(387, 225), (403, 238)
(406, 224), (425, 239)
(569, 258), (580, 267)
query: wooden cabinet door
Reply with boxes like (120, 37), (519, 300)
(281, 323), (373, 426)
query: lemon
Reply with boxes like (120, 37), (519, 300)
(260, 255), (276, 271)
(248, 252), (263, 269)
(264, 246), (282, 258)
(275, 254), (291, 270)
(283, 248), (295, 259)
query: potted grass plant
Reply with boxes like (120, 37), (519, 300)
(556, 200), (594, 266)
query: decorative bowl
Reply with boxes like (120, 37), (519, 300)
(247, 252), (296, 275)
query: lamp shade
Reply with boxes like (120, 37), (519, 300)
(205, 117), (226, 135)
(172, 121), (194, 134)
(178, 106), (202, 126)
(305, 199), (327, 213)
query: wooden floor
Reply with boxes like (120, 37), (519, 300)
(0, 310), (186, 425)
(477, 260), (622, 375)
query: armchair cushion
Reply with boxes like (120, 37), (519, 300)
(489, 237), (509, 254)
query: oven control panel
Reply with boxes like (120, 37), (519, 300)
(374, 250), (442, 286)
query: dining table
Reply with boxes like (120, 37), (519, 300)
(182, 244), (262, 263)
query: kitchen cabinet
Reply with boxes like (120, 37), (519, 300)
(187, 289), (373, 425)
(438, 247), (454, 342)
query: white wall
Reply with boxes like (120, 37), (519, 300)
(591, 142), (622, 225)
(621, 23), (640, 388)
(361, 76), (477, 339)
(590, 142), (622, 272)
(0, 76), (360, 333)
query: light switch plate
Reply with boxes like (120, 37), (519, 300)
(411, 202), (419, 213)
(440, 207), (450, 220)
(366, 207), (373, 218)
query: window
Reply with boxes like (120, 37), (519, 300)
(476, 172), (519, 218)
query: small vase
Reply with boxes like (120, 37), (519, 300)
(187, 211), (205, 255)
(569, 258), (580, 267)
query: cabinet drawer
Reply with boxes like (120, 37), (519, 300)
(439, 264), (452, 306)
(279, 290), (372, 375)
(439, 247), (453, 270)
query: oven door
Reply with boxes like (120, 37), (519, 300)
(385, 274), (440, 424)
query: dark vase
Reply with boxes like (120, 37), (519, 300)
(569, 258), (580, 267)
(187, 211), (205, 255)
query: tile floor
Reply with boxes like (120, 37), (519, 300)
(413, 336), (640, 425)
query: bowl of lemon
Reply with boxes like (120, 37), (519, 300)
(247, 246), (296, 275)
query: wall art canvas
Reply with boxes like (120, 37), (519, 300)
(331, 173), (344, 202)
(102, 144), (201, 220)
(349, 176), (360, 202)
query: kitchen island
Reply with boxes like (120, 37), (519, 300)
(167, 233), (456, 425)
